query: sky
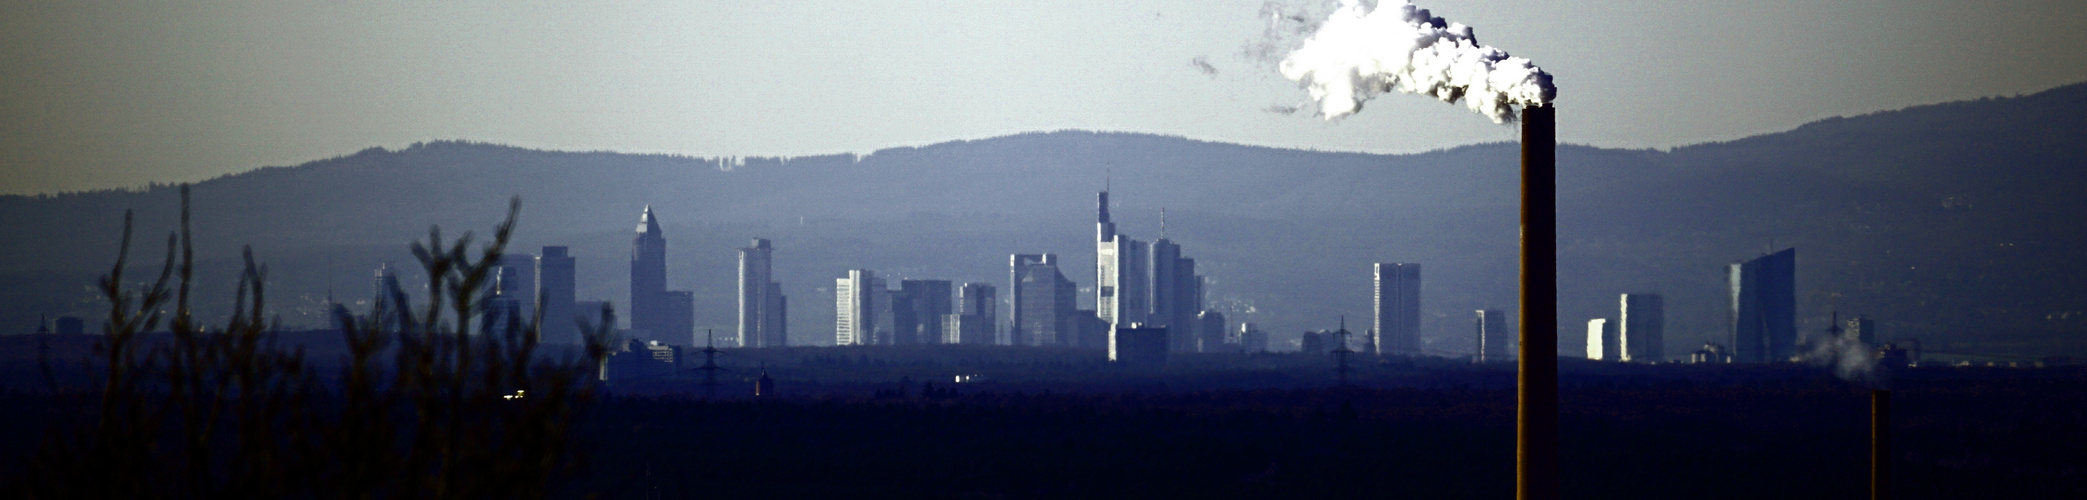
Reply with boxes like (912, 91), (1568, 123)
(1, 0), (2083, 196)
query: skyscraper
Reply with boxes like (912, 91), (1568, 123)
(372, 263), (407, 332)
(1373, 263), (1422, 356)
(1620, 293), (1665, 363)
(1008, 254), (1045, 346)
(1236, 323), (1267, 353)
(484, 253), (536, 338)
(1847, 314), (1877, 347)
(1585, 318), (1616, 361)
(1095, 191), (1148, 331)
(948, 282), (996, 345)
(835, 269), (883, 346)
(900, 279), (952, 345)
(1730, 248), (1796, 363)
(1014, 254), (1077, 346)
(1150, 238), (1206, 353)
(1197, 310), (1226, 352)
(631, 206), (668, 340)
(1476, 309), (1512, 363)
(739, 239), (787, 348)
(538, 246), (578, 345)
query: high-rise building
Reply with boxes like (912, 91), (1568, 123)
(1151, 239), (1206, 353)
(1008, 254), (1044, 346)
(1373, 263), (1422, 356)
(1197, 310), (1226, 353)
(1014, 254), (1077, 347)
(738, 239), (787, 348)
(1095, 191), (1149, 332)
(662, 291), (694, 346)
(948, 282), (997, 345)
(1847, 315), (1877, 346)
(372, 263), (407, 332)
(900, 279), (953, 345)
(1620, 293), (1665, 363)
(630, 206), (670, 341)
(1730, 248), (1796, 363)
(1476, 309), (1512, 363)
(538, 246), (578, 345)
(1236, 323), (1267, 353)
(484, 253), (537, 338)
(835, 269), (884, 346)
(1114, 325), (1169, 367)
(1585, 318), (1617, 361)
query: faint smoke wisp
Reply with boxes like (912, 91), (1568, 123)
(1276, 1), (1556, 123)
(1805, 331), (1883, 386)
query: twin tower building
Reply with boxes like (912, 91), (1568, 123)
(629, 206), (788, 348)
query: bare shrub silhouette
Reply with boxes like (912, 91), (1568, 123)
(23, 186), (613, 499)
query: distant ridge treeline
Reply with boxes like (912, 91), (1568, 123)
(4, 82), (2086, 357)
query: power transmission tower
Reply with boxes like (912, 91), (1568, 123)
(693, 329), (728, 399)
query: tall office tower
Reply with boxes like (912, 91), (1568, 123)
(900, 280), (953, 345)
(1847, 315), (1877, 346)
(948, 282), (996, 344)
(1476, 309), (1512, 363)
(631, 206), (669, 340)
(768, 284), (787, 345)
(662, 291), (695, 346)
(1730, 248), (1797, 363)
(538, 246), (578, 345)
(889, 288), (917, 344)
(1009, 254), (1045, 346)
(1373, 263), (1423, 356)
(1585, 318), (1617, 361)
(371, 263), (407, 332)
(484, 253), (537, 338)
(1095, 191), (1148, 331)
(1014, 254), (1077, 346)
(1237, 323), (1268, 353)
(738, 239), (788, 348)
(1151, 238), (1206, 353)
(1620, 293), (1665, 363)
(834, 270), (884, 346)
(1197, 310), (1227, 352)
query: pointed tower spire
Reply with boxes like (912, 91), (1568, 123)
(638, 205), (663, 235)
(1160, 207), (1167, 239)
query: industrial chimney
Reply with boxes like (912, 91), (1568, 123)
(1873, 389), (1890, 500)
(1519, 104), (1558, 500)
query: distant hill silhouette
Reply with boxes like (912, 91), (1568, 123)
(4, 82), (2084, 358)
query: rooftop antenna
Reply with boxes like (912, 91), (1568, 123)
(1160, 207), (1167, 239)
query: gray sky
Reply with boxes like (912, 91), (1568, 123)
(3, 0), (2083, 195)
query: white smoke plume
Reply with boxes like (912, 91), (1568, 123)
(1804, 330), (1884, 386)
(1277, 1), (1556, 123)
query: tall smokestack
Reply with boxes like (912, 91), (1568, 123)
(1873, 389), (1890, 500)
(1518, 104), (1557, 500)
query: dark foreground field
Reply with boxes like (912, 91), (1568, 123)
(1, 335), (2080, 499)
(562, 367), (2084, 499)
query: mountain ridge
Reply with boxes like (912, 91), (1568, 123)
(4, 82), (2084, 358)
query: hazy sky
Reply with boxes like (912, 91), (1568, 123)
(2, 0), (2083, 195)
